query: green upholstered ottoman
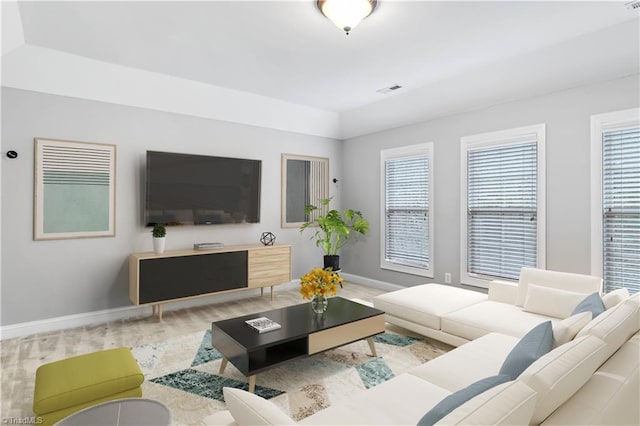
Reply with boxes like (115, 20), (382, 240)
(33, 347), (144, 426)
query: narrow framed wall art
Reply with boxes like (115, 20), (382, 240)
(34, 138), (116, 240)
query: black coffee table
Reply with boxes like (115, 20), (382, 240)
(211, 297), (385, 392)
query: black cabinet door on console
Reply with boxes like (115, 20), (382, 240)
(139, 251), (248, 304)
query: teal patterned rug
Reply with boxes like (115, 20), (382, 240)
(131, 328), (450, 423)
(148, 330), (285, 400)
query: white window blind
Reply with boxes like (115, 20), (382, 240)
(381, 143), (433, 277)
(602, 125), (640, 294)
(467, 141), (538, 280)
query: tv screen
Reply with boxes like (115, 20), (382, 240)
(145, 151), (261, 226)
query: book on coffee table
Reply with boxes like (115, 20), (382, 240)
(245, 317), (281, 333)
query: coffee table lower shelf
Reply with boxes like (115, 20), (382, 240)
(217, 335), (379, 393)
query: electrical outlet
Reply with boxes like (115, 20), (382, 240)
(444, 272), (451, 284)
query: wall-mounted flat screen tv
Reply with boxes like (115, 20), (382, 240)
(145, 151), (261, 226)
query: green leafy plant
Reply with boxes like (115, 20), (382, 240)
(152, 223), (166, 238)
(300, 198), (370, 256)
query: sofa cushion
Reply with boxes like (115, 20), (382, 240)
(576, 292), (640, 358)
(488, 280), (519, 304)
(571, 292), (605, 318)
(516, 268), (602, 307)
(417, 375), (512, 426)
(223, 387), (295, 426)
(541, 332), (640, 426)
(441, 301), (553, 341)
(373, 284), (487, 331)
(519, 334), (610, 425)
(499, 321), (553, 379)
(436, 380), (537, 426)
(551, 312), (592, 347)
(409, 333), (519, 392)
(523, 284), (588, 319)
(301, 373), (451, 425)
(602, 288), (629, 310)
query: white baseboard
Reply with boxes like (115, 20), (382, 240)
(0, 280), (300, 340)
(0, 277), (395, 340)
(340, 272), (405, 292)
(0, 305), (147, 341)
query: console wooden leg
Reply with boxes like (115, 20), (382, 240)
(248, 375), (256, 393)
(152, 304), (163, 321)
(219, 358), (228, 375)
(270, 286), (274, 301)
(366, 337), (377, 357)
(261, 288), (264, 297)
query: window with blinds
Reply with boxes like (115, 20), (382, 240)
(467, 141), (538, 280)
(381, 143), (434, 277)
(461, 124), (545, 287)
(602, 125), (640, 294)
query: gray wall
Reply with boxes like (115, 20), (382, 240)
(340, 75), (640, 287)
(3, 75), (638, 326)
(1, 88), (342, 325)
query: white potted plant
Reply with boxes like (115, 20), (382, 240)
(152, 223), (166, 254)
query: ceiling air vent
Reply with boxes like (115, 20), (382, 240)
(626, 0), (640, 10)
(376, 84), (403, 94)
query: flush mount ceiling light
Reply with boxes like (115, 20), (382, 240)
(317, 0), (378, 35)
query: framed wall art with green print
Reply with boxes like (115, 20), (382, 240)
(34, 138), (116, 240)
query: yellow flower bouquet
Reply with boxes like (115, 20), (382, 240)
(300, 267), (343, 313)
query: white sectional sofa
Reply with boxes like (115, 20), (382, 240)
(205, 269), (640, 425)
(373, 267), (604, 346)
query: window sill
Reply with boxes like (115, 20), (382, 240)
(381, 262), (433, 278)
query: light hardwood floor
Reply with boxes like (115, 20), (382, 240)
(0, 283), (385, 421)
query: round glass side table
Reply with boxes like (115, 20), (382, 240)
(54, 398), (171, 426)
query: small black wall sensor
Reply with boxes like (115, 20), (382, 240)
(6, 151), (18, 159)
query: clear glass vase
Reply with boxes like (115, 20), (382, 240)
(311, 295), (328, 314)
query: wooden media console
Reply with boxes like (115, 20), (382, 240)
(129, 244), (291, 319)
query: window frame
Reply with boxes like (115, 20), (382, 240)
(460, 124), (546, 288)
(380, 142), (434, 278)
(590, 108), (640, 290)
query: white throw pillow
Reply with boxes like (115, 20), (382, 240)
(519, 335), (610, 425)
(551, 312), (592, 347)
(576, 293), (640, 358)
(523, 284), (587, 319)
(602, 288), (630, 310)
(516, 268), (603, 307)
(223, 387), (296, 426)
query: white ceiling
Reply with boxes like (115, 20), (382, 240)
(4, 1), (640, 138)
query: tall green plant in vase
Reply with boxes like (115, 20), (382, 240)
(300, 198), (370, 271)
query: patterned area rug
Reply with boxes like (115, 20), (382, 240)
(131, 327), (451, 425)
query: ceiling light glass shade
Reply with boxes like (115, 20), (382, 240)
(317, 0), (377, 35)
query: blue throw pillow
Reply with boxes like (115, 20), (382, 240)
(572, 292), (605, 318)
(417, 374), (511, 426)
(498, 321), (553, 380)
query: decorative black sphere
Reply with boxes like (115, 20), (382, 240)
(260, 232), (276, 246)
